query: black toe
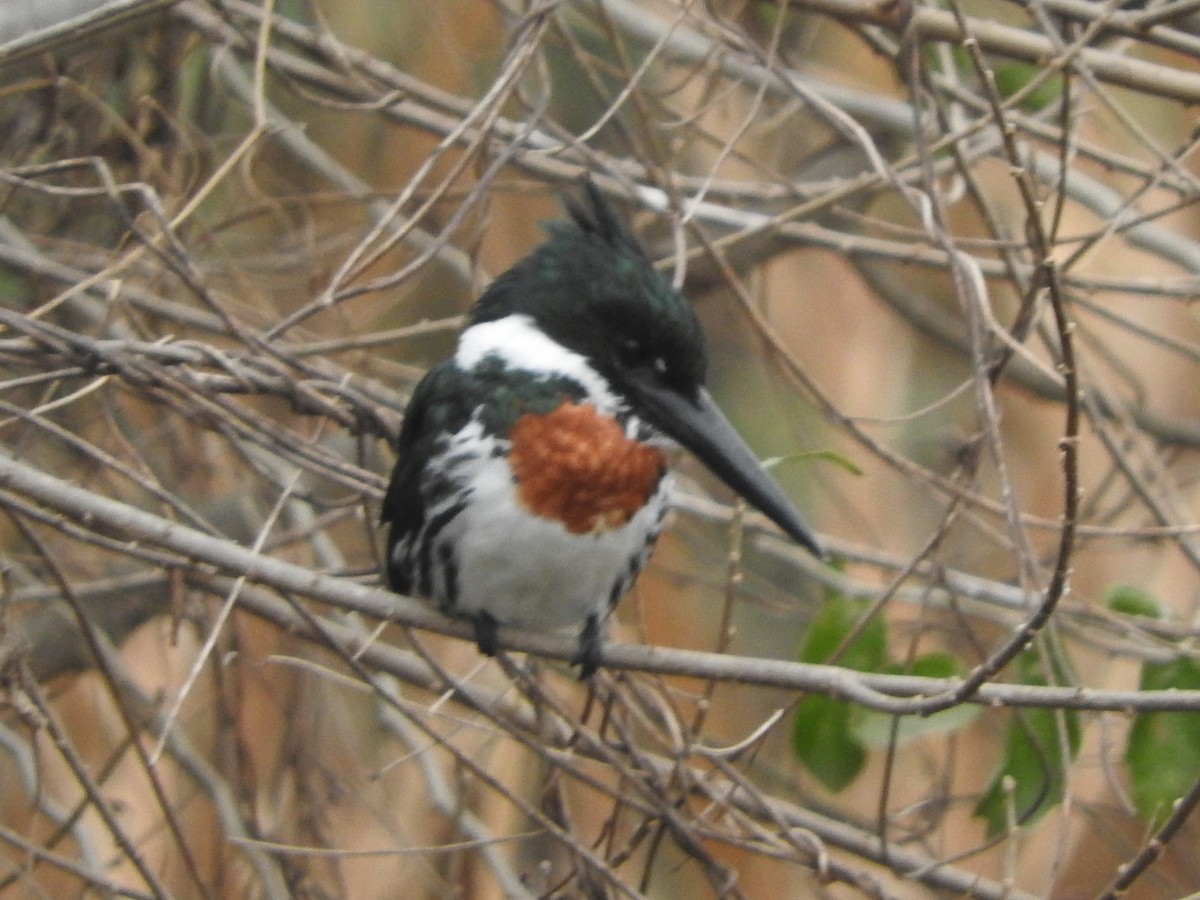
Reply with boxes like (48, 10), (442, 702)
(572, 614), (604, 679)
(472, 611), (500, 656)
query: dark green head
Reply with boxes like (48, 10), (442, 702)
(470, 180), (707, 403)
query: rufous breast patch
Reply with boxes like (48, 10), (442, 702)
(508, 401), (665, 534)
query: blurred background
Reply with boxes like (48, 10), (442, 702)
(1, 0), (1199, 896)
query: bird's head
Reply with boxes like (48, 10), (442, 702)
(470, 181), (823, 558)
(472, 180), (706, 405)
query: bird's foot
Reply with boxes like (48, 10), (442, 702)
(572, 614), (603, 680)
(472, 610), (500, 657)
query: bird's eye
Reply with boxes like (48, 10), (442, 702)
(616, 337), (671, 382)
(617, 336), (642, 362)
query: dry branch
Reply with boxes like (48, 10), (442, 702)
(2, 0), (1200, 896)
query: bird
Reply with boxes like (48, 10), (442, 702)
(382, 180), (823, 678)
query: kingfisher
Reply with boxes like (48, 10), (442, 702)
(382, 181), (823, 677)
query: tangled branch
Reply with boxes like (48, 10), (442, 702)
(2, 0), (1200, 896)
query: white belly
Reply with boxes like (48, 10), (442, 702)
(440, 452), (669, 631)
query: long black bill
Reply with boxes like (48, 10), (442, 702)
(631, 378), (825, 559)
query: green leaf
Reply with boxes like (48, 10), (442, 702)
(1106, 585), (1163, 620)
(855, 653), (979, 746)
(791, 597), (886, 791)
(1107, 587), (1200, 824)
(924, 44), (970, 77)
(792, 603), (977, 790)
(994, 62), (1063, 112)
(792, 694), (867, 792)
(1127, 657), (1200, 825)
(763, 450), (863, 477)
(974, 686), (1081, 836)
(0, 265), (30, 308)
(913, 652), (959, 678)
(797, 596), (886, 670)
